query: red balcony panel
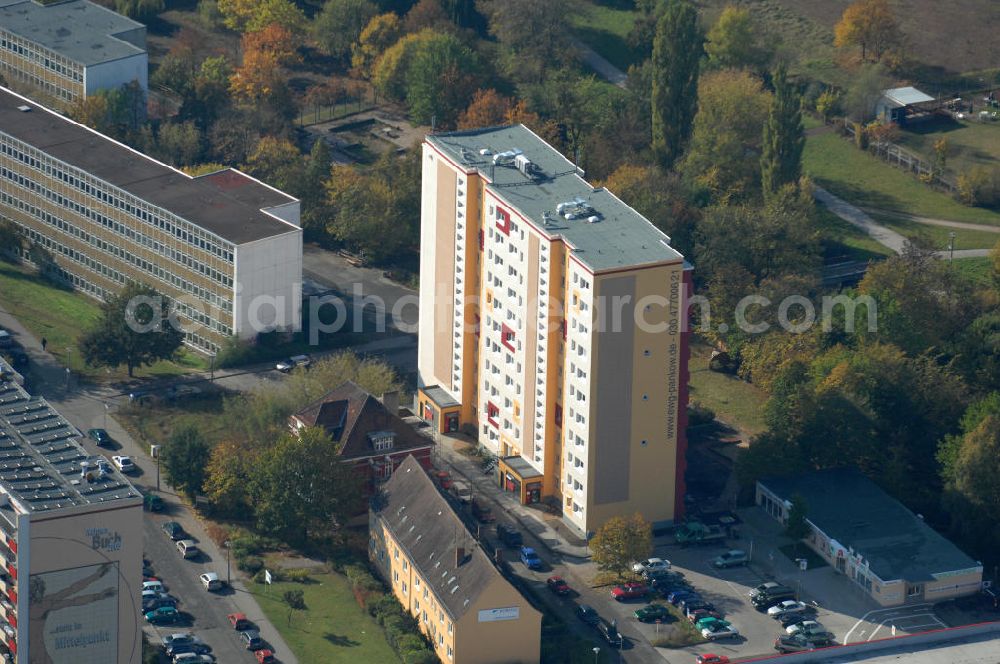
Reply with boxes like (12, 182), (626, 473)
(496, 208), (511, 236)
(6, 540), (14, 555)
(501, 324), (516, 352)
(486, 402), (499, 428)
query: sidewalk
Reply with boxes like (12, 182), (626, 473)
(0, 303), (300, 664)
(430, 432), (592, 559)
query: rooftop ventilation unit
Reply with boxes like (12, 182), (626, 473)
(479, 148), (492, 156)
(514, 154), (538, 177)
(492, 148), (523, 166)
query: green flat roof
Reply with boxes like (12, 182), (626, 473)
(427, 125), (685, 273)
(759, 470), (980, 583)
(0, 0), (145, 66)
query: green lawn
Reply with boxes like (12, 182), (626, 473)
(0, 261), (205, 379)
(896, 114), (1000, 176)
(816, 206), (894, 262)
(803, 131), (1000, 226)
(571, 1), (640, 71)
(688, 340), (768, 435)
(117, 392), (231, 449)
(952, 256), (996, 286)
(870, 212), (1000, 250)
(254, 573), (398, 664)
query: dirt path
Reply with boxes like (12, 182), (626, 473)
(862, 208), (1000, 233)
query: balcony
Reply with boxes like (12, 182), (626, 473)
(0, 599), (14, 625)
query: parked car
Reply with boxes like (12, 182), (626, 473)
(240, 629), (264, 651)
(111, 455), (135, 473)
(141, 490), (164, 512)
(634, 604), (670, 622)
(519, 546), (542, 570)
(450, 480), (473, 504)
(228, 613), (253, 630)
(496, 523), (523, 547)
(695, 617), (729, 631)
(176, 539), (199, 559)
(172, 654), (216, 664)
(162, 633), (196, 649)
(667, 589), (698, 605)
(596, 620), (623, 647)
(779, 612), (813, 627)
(200, 572), (223, 591)
(472, 499), (495, 523)
(774, 633), (834, 653)
(644, 569), (685, 584)
(611, 582), (648, 602)
(547, 576), (571, 596)
(767, 600), (809, 619)
(751, 585), (796, 610)
(680, 597), (713, 613)
(786, 620), (826, 636)
(255, 650), (276, 664)
(702, 624), (739, 640)
(712, 550), (749, 568)
(576, 604), (600, 625)
(275, 354), (310, 372)
(433, 470), (453, 490)
(687, 608), (723, 623)
(142, 580), (166, 594)
(86, 428), (111, 446)
(675, 521), (727, 546)
(632, 557), (671, 574)
(145, 606), (180, 624)
(142, 594), (177, 613)
(162, 521), (186, 540)
(166, 643), (212, 659)
(696, 655), (730, 664)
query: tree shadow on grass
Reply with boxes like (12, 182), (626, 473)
(323, 633), (360, 648)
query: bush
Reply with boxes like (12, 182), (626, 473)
(956, 166), (1000, 207)
(239, 555), (264, 575)
(283, 568), (313, 583)
(367, 593), (399, 624)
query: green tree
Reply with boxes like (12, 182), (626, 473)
(282, 589), (306, 625)
(403, 31), (484, 126)
(162, 424), (212, 501)
(815, 89), (840, 123)
(844, 62), (889, 122)
(156, 122), (204, 167)
(249, 427), (363, 544)
(941, 415), (1000, 557)
(0, 219), (22, 261)
(589, 513), (652, 581)
(242, 137), (304, 195)
(79, 282), (184, 377)
(991, 239), (1000, 287)
(681, 68), (771, 201)
(203, 440), (254, 515)
(217, 0), (305, 33)
(650, 0), (701, 169)
(478, 0), (575, 83)
(705, 5), (771, 71)
(785, 494), (810, 556)
(312, 0), (378, 61)
(761, 64), (805, 197)
(302, 138), (332, 234)
(601, 164), (699, 257)
(114, 0), (164, 21)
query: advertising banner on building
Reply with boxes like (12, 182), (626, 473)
(29, 562), (119, 664)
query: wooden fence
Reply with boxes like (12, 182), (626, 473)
(842, 121), (956, 192)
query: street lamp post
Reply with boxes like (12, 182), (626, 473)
(210, 353), (216, 382)
(103, 402), (109, 429)
(592, 646), (600, 664)
(949, 231), (956, 263)
(224, 540), (232, 586)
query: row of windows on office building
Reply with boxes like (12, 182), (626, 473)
(0, 185), (233, 317)
(5, 196), (235, 338)
(0, 32), (83, 83)
(20, 227), (224, 354)
(0, 135), (235, 264)
(0, 62), (78, 103)
(0, 161), (233, 291)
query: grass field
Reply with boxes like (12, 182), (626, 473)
(870, 212), (1000, 250)
(0, 261), (205, 379)
(803, 131), (1000, 226)
(688, 340), (768, 435)
(117, 392), (231, 449)
(952, 256), (996, 286)
(254, 573), (398, 664)
(897, 116), (1000, 177)
(571, 0), (640, 71)
(816, 206), (894, 262)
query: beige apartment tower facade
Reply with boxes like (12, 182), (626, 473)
(416, 125), (692, 536)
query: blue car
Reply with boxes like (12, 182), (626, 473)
(668, 590), (699, 605)
(519, 546), (542, 570)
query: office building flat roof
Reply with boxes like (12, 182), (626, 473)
(759, 470), (980, 582)
(0, 0), (145, 66)
(0, 87), (299, 245)
(427, 125), (684, 273)
(0, 358), (139, 512)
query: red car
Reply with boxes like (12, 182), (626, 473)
(611, 582), (648, 602)
(433, 470), (453, 490)
(228, 612), (252, 630)
(696, 655), (730, 664)
(546, 576), (571, 596)
(255, 649), (276, 663)
(688, 608), (723, 623)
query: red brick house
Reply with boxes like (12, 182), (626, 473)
(288, 382), (434, 492)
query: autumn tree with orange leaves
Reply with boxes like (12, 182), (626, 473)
(229, 24), (300, 105)
(834, 0), (901, 63)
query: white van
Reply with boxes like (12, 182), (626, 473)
(176, 539), (199, 559)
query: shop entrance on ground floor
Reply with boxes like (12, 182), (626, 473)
(497, 456), (544, 505)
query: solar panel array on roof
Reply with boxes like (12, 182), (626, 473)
(0, 358), (139, 512)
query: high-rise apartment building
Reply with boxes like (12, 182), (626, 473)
(0, 357), (143, 664)
(0, 0), (148, 109)
(0, 87), (302, 353)
(416, 125), (691, 535)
